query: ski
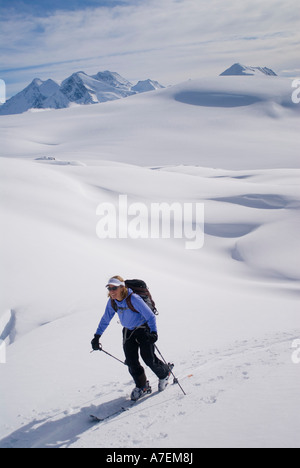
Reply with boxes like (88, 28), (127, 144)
(90, 405), (129, 423)
(89, 389), (158, 424)
(89, 363), (177, 424)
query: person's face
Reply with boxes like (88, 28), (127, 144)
(107, 285), (123, 301)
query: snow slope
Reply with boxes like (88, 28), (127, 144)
(0, 76), (299, 169)
(0, 76), (299, 448)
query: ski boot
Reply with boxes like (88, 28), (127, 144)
(158, 363), (174, 392)
(131, 381), (152, 402)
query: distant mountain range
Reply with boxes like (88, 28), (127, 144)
(0, 64), (278, 116)
(220, 63), (277, 77)
(0, 71), (165, 115)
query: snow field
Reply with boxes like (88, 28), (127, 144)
(0, 76), (299, 447)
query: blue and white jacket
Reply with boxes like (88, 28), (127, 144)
(96, 288), (158, 336)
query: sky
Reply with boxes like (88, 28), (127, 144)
(0, 0), (299, 97)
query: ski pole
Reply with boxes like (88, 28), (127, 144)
(91, 344), (127, 366)
(154, 345), (186, 396)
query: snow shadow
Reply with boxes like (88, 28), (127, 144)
(205, 223), (259, 238)
(174, 91), (262, 108)
(212, 194), (289, 210)
(0, 396), (128, 448)
(0, 310), (16, 344)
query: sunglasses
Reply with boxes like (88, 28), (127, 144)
(107, 286), (120, 291)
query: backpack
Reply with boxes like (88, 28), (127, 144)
(111, 279), (158, 315)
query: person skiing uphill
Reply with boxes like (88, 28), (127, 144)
(91, 276), (171, 401)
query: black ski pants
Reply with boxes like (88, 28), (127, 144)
(123, 326), (169, 389)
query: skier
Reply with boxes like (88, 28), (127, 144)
(91, 276), (171, 401)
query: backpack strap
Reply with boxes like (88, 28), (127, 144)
(126, 293), (139, 314)
(110, 293), (139, 314)
(111, 298), (118, 312)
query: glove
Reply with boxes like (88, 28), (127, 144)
(91, 334), (101, 351)
(147, 331), (158, 344)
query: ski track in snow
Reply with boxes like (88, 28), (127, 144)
(0, 331), (298, 448)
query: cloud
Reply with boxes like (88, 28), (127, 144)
(0, 0), (134, 16)
(1, 0), (299, 96)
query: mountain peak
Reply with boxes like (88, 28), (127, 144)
(220, 63), (277, 77)
(31, 78), (44, 87)
(132, 79), (165, 93)
(91, 71), (133, 90)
